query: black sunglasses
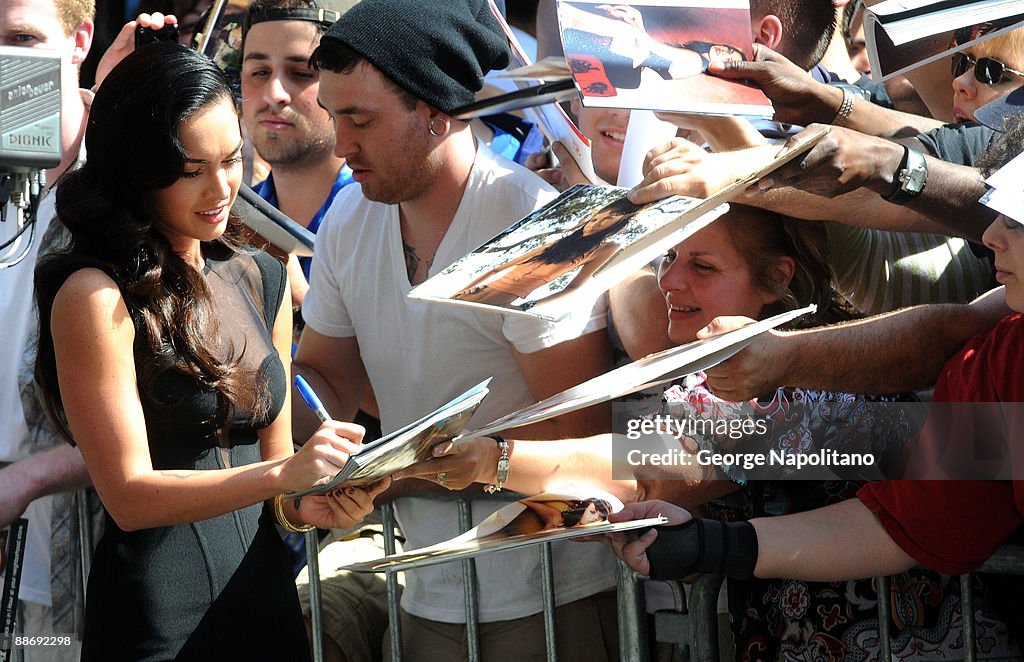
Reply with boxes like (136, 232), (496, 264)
(951, 52), (1024, 85)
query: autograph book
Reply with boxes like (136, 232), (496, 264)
(343, 486), (666, 572)
(408, 126), (827, 320)
(557, 0), (773, 118)
(288, 380), (491, 498)
(865, 0), (1024, 81)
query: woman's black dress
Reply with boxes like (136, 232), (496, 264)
(80, 250), (311, 661)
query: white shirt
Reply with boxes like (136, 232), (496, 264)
(304, 144), (617, 622)
(0, 191), (57, 606)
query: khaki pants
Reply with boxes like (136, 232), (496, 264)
(296, 525), (403, 662)
(383, 592), (618, 662)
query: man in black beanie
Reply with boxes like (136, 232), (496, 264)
(291, 0), (620, 660)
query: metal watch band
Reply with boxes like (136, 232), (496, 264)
(831, 86), (856, 127)
(484, 437), (510, 494)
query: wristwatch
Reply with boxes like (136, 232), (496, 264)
(885, 145), (928, 205)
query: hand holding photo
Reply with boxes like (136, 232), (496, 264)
(408, 126), (827, 320)
(410, 185), (727, 319)
(460, 304), (816, 440)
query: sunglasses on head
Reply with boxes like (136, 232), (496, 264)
(951, 52), (1024, 85)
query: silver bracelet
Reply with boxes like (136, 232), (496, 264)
(484, 437), (510, 494)
(832, 86), (856, 127)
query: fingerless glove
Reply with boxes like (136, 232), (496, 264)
(646, 519), (758, 580)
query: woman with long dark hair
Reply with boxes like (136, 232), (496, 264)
(34, 43), (383, 660)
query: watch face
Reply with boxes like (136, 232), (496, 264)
(905, 165), (927, 192)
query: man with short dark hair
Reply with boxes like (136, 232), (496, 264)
(749, 0), (836, 73)
(241, 0), (357, 309)
(294, 0), (619, 659)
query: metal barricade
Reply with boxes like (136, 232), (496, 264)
(306, 528), (326, 662)
(617, 568), (723, 662)
(75, 487), (95, 637)
(308, 494), (607, 662)
(617, 565), (649, 662)
(377, 496), (557, 661)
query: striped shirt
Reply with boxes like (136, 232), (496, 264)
(828, 223), (995, 315)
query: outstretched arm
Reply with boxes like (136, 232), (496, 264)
(603, 498), (915, 580)
(707, 44), (943, 138)
(394, 433), (638, 501)
(698, 286), (1008, 401)
(750, 499), (916, 581)
(0, 445), (91, 528)
(629, 129), (993, 240)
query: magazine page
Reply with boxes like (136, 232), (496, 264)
(460, 305), (815, 440)
(557, 0), (773, 118)
(980, 151), (1024, 220)
(485, 0), (601, 184)
(192, 0), (247, 86)
(411, 185), (726, 321)
(493, 56), (572, 80)
(408, 126), (827, 320)
(233, 186), (315, 257)
(865, 0), (1024, 81)
(343, 486), (667, 573)
(287, 380), (491, 498)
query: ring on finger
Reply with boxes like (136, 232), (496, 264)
(435, 472), (448, 487)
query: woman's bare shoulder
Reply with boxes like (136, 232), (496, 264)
(51, 268), (133, 336)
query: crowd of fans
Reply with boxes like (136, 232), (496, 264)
(3, 0), (1024, 660)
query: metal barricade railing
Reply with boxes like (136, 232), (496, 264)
(305, 528), (325, 662)
(617, 569), (723, 662)
(376, 496), (564, 661)
(617, 565), (649, 662)
(966, 543), (1024, 662)
(75, 487), (95, 638)
(382, 503), (403, 662)
(307, 494), (561, 662)
(76, 474), (1024, 662)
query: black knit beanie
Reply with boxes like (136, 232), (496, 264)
(320, 0), (511, 113)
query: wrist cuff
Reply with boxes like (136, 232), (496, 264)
(647, 519), (758, 580)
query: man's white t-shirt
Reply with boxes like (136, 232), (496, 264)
(0, 193), (57, 606)
(304, 144), (617, 622)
